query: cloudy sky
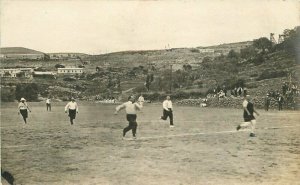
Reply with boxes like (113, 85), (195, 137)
(1, 0), (299, 54)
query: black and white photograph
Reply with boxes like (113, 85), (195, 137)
(1, 0), (299, 184)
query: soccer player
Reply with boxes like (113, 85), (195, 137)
(160, 96), (174, 128)
(46, 97), (51, 111)
(237, 95), (260, 137)
(65, 97), (78, 125)
(114, 95), (143, 140)
(18, 98), (31, 124)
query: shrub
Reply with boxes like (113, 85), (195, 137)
(1, 86), (16, 102)
(15, 83), (39, 101)
(256, 70), (287, 81)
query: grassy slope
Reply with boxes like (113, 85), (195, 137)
(1, 43), (298, 100)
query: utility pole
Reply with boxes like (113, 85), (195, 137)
(170, 64), (173, 93)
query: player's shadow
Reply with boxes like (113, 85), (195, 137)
(1, 168), (15, 185)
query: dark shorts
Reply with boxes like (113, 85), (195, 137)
(126, 114), (137, 123)
(69, 109), (77, 119)
(20, 109), (28, 118)
(244, 114), (255, 122)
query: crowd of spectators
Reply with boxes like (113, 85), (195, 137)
(208, 86), (247, 99)
(264, 82), (298, 111)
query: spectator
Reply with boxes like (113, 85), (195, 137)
(264, 94), (271, 111)
(278, 94), (284, 111)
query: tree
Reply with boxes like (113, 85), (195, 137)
(240, 46), (256, 59)
(275, 26), (300, 55)
(253, 37), (273, 52)
(15, 83), (39, 101)
(55, 64), (65, 68)
(227, 49), (239, 59)
(145, 73), (154, 91)
(183, 64), (192, 71)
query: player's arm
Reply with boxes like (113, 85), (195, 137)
(26, 103), (32, 112)
(75, 103), (79, 113)
(114, 103), (125, 114)
(243, 107), (250, 115)
(243, 101), (250, 115)
(65, 103), (69, 113)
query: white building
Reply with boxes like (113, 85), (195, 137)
(199, 49), (214, 53)
(57, 68), (83, 74)
(0, 68), (33, 78)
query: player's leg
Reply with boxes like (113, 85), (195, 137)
(23, 116), (27, 124)
(132, 121), (137, 138)
(249, 120), (256, 137)
(161, 110), (167, 120)
(169, 111), (174, 127)
(123, 124), (132, 137)
(21, 110), (28, 124)
(130, 115), (137, 138)
(124, 115), (133, 137)
(237, 121), (251, 130)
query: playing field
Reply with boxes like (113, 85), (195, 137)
(1, 102), (300, 185)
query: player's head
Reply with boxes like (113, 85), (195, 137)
(245, 95), (251, 100)
(71, 97), (75, 102)
(128, 95), (135, 102)
(20, 97), (26, 102)
(166, 96), (171, 100)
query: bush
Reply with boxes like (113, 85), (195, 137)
(251, 54), (265, 65)
(63, 77), (77, 81)
(256, 70), (287, 81)
(55, 64), (65, 68)
(1, 86), (16, 102)
(15, 83), (39, 101)
(190, 48), (199, 53)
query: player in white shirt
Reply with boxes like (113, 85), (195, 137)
(115, 95), (143, 139)
(65, 97), (79, 125)
(46, 98), (51, 111)
(160, 96), (174, 127)
(18, 97), (31, 124)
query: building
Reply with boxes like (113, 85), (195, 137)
(198, 49), (215, 53)
(57, 68), (83, 74)
(0, 68), (33, 78)
(48, 53), (87, 60)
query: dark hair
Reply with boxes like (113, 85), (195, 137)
(128, 96), (132, 100)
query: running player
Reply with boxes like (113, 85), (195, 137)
(236, 95), (260, 137)
(65, 97), (79, 125)
(114, 95), (143, 140)
(160, 96), (174, 128)
(18, 97), (31, 124)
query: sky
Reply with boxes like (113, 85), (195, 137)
(1, 0), (299, 54)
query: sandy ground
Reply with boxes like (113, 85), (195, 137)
(1, 102), (300, 185)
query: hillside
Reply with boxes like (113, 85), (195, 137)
(0, 47), (44, 54)
(0, 26), (299, 108)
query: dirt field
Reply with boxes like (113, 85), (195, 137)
(1, 102), (300, 185)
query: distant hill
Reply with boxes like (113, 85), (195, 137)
(0, 47), (45, 55)
(47, 52), (89, 57)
